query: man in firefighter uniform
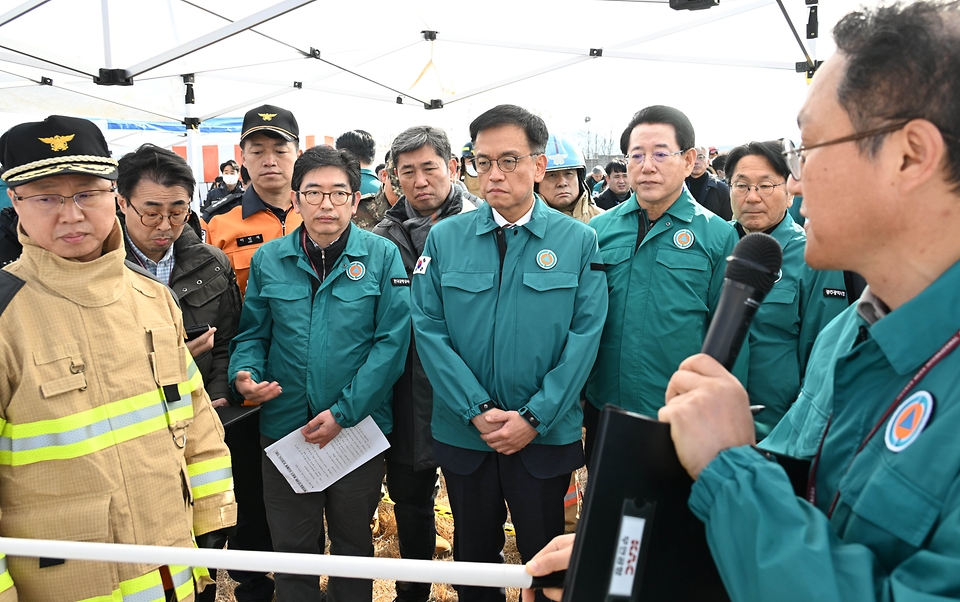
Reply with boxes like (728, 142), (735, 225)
(535, 133), (603, 225)
(202, 104), (303, 296)
(0, 116), (236, 602)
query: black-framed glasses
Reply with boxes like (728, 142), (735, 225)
(472, 153), (540, 174)
(13, 187), (116, 214)
(128, 202), (191, 227)
(781, 120), (910, 181)
(296, 189), (353, 206)
(731, 181), (787, 197)
(624, 150), (685, 166)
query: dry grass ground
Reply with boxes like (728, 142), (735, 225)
(214, 463), (589, 602)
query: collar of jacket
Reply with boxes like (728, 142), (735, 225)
(552, 190), (594, 220)
(618, 187), (698, 224)
(278, 222), (369, 277)
(17, 216), (129, 307)
(241, 185), (288, 220)
(474, 196), (549, 238)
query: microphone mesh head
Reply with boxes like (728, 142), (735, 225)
(725, 232), (783, 294)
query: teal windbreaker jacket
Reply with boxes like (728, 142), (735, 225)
(585, 189), (744, 417)
(229, 223), (410, 440)
(695, 257), (960, 601)
(412, 199), (608, 451)
(740, 212), (848, 439)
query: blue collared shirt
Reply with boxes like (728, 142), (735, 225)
(125, 231), (176, 285)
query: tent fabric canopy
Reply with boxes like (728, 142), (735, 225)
(0, 0), (862, 160)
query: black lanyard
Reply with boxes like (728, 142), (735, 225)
(806, 327), (960, 518)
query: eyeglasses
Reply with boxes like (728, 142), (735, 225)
(695, 154), (707, 161)
(296, 189), (353, 206)
(13, 187), (116, 214)
(472, 153), (540, 174)
(624, 150), (685, 166)
(731, 181), (787, 197)
(781, 120), (910, 181)
(128, 202), (191, 227)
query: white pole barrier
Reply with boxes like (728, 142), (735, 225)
(0, 537), (535, 589)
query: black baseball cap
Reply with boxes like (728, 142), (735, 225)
(0, 115), (118, 186)
(240, 104), (299, 144)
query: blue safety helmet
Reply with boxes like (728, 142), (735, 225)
(538, 133), (587, 197)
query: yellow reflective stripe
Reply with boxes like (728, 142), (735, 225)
(187, 455), (232, 477)
(192, 477), (233, 499)
(0, 368), (201, 467)
(77, 567), (167, 602)
(188, 455), (233, 499)
(170, 565), (194, 601)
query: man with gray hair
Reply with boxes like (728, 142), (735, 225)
(373, 125), (478, 602)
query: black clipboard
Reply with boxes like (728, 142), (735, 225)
(562, 404), (810, 601)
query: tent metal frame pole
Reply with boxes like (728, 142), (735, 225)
(125, 0), (316, 79)
(0, 0), (50, 28)
(602, 49), (793, 70)
(100, 0), (112, 70)
(446, 55), (594, 104)
(0, 39), (95, 77)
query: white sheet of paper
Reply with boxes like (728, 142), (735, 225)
(265, 415), (390, 493)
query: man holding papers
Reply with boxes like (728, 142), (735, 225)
(229, 144), (410, 602)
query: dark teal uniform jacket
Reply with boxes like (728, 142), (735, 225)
(694, 258), (960, 601)
(586, 189), (745, 417)
(741, 212), (848, 439)
(412, 199), (608, 451)
(229, 223), (410, 441)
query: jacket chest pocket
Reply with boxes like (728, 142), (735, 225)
(33, 341), (88, 401)
(840, 454), (942, 567)
(599, 245), (633, 290)
(653, 247), (711, 311)
(441, 271), (495, 299)
(755, 284), (799, 336)
(2, 494), (119, 598)
(521, 271), (578, 307)
(330, 279), (382, 326)
(179, 269), (228, 309)
(261, 282), (311, 308)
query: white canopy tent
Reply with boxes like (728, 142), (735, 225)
(0, 0), (869, 182)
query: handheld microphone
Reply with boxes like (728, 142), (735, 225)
(701, 232), (783, 371)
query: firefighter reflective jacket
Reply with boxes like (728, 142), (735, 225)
(0, 220), (237, 602)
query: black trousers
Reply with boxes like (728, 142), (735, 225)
(442, 450), (570, 602)
(385, 458), (439, 602)
(583, 401), (601, 470)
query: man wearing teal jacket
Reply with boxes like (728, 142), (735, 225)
(724, 140), (848, 439)
(584, 105), (741, 464)
(658, 4), (960, 600)
(522, 7), (960, 601)
(413, 105), (607, 602)
(229, 145), (410, 602)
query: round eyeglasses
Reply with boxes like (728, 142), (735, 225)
(472, 154), (540, 174)
(730, 181), (787, 197)
(624, 150), (685, 166)
(128, 202), (191, 227)
(13, 187), (116, 214)
(781, 120), (910, 181)
(296, 190), (353, 206)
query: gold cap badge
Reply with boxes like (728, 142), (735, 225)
(258, 113), (277, 122)
(38, 134), (75, 152)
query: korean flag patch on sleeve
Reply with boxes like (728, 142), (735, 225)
(413, 256), (432, 275)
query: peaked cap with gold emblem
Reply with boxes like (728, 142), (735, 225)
(240, 104), (299, 144)
(0, 115), (118, 185)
